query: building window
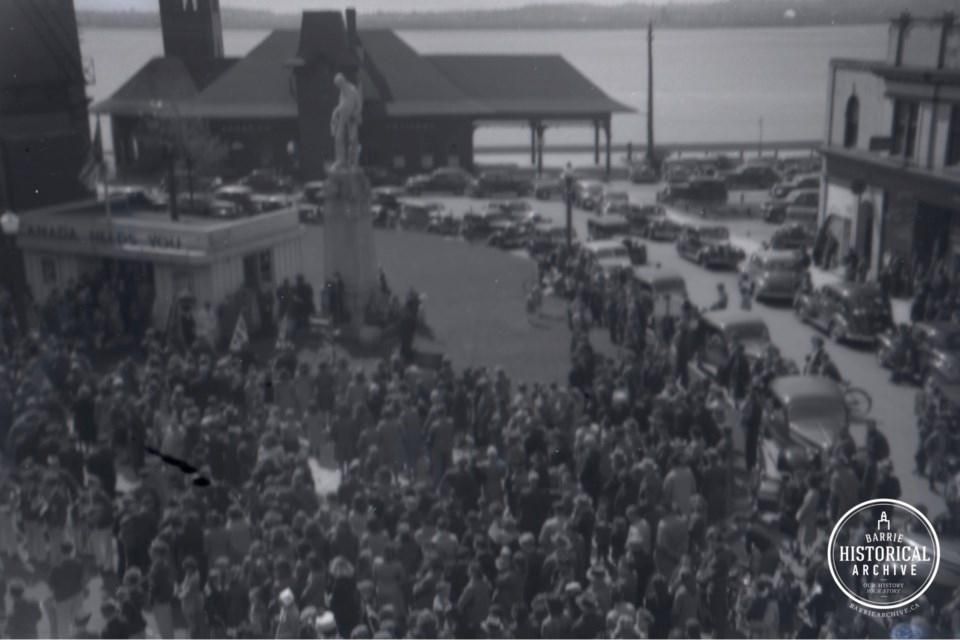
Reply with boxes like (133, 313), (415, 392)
(843, 96), (859, 148)
(947, 105), (960, 167)
(393, 155), (405, 171)
(258, 251), (273, 284)
(892, 100), (920, 159)
(421, 154), (434, 170)
(41, 258), (57, 285)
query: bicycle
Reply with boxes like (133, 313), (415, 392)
(840, 380), (872, 418)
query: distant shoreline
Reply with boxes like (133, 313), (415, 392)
(77, 0), (957, 31)
(77, 17), (893, 32)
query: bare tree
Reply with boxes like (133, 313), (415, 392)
(138, 112), (228, 221)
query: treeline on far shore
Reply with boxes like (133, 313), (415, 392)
(77, 0), (958, 31)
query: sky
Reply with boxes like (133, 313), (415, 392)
(77, 0), (690, 14)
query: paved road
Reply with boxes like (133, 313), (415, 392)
(394, 182), (942, 518)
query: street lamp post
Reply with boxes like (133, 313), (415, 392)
(562, 165), (574, 249)
(0, 210), (25, 332)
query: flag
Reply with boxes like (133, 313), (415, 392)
(275, 314), (290, 350)
(79, 119), (104, 192)
(230, 315), (249, 353)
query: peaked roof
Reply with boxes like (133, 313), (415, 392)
(427, 55), (634, 118)
(94, 27), (630, 121)
(177, 30), (301, 118)
(358, 30), (490, 117)
(92, 57), (234, 116)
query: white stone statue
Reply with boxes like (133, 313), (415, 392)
(330, 73), (363, 170)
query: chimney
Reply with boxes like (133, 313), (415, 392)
(346, 8), (357, 49)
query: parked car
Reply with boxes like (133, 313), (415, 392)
(769, 172), (820, 200)
(575, 180), (605, 211)
(462, 208), (511, 242)
(527, 224), (574, 256)
(768, 223), (814, 250)
(252, 193), (292, 213)
(621, 237), (648, 266)
(213, 185), (257, 215)
(372, 187), (403, 227)
(487, 222), (530, 250)
(587, 216), (631, 241)
(240, 169), (294, 194)
(675, 226), (744, 269)
(756, 376), (855, 510)
(630, 268), (689, 317)
(629, 163), (658, 184)
(599, 190), (629, 214)
(723, 164), (781, 190)
(794, 281), (893, 344)
(301, 181), (325, 206)
(876, 322), (960, 385)
(405, 168), (473, 195)
(467, 171), (532, 198)
(425, 214), (461, 236)
(298, 204), (322, 225)
(657, 177), (728, 205)
(106, 185), (166, 211)
(763, 188), (819, 223)
(643, 218), (682, 242)
(364, 166), (403, 187)
(583, 240), (632, 273)
(532, 175), (565, 200)
(739, 249), (802, 303)
(400, 202), (445, 230)
(693, 310), (772, 379)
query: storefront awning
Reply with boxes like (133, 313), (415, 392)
(821, 146), (960, 211)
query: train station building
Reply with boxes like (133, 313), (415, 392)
(819, 13), (960, 278)
(93, 0), (632, 181)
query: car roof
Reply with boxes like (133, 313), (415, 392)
(770, 375), (844, 405)
(589, 215), (630, 226)
(916, 322), (960, 336)
(755, 249), (798, 260)
(632, 267), (684, 283)
(701, 310), (769, 332)
(585, 240), (627, 251)
(824, 281), (883, 297)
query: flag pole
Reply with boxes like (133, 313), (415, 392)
(98, 114), (113, 238)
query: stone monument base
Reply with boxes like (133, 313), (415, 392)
(324, 167), (377, 327)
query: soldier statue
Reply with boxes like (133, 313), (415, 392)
(330, 73), (363, 170)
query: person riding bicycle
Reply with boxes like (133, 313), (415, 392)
(803, 336), (842, 383)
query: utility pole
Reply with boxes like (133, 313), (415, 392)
(646, 21), (655, 166)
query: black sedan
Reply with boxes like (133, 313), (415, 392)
(405, 168), (474, 195)
(795, 282), (893, 345)
(723, 164), (780, 190)
(877, 322), (960, 385)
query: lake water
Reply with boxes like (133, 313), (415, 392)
(80, 25), (888, 164)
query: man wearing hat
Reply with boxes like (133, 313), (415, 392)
(572, 591), (605, 639)
(48, 541), (85, 639)
(100, 600), (129, 639)
(276, 587), (301, 639)
(6, 579), (41, 639)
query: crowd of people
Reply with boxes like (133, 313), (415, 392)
(0, 239), (958, 640)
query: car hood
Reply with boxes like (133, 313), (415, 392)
(789, 417), (842, 452)
(757, 271), (797, 289)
